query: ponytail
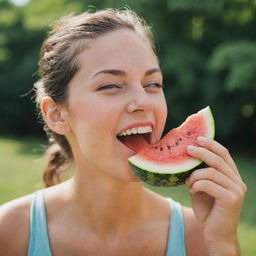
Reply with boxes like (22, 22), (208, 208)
(41, 134), (73, 187)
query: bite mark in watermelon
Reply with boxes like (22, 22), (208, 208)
(127, 106), (215, 186)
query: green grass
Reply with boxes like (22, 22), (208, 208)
(0, 136), (255, 254)
(0, 136), (46, 202)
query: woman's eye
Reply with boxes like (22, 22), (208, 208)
(145, 83), (164, 88)
(98, 84), (120, 91)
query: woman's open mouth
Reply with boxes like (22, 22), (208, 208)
(116, 126), (152, 153)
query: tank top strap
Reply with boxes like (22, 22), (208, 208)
(27, 189), (52, 256)
(165, 197), (186, 256)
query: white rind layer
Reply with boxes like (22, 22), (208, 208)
(198, 106), (215, 139)
(128, 106), (215, 174)
(128, 156), (202, 174)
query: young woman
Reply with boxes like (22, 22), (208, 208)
(0, 7), (246, 256)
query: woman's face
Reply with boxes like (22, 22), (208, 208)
(63, 28), (168, 181)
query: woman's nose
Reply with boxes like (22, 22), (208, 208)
(126, 85), (153, 114)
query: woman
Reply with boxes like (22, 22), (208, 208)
(0, 7), (246, 256)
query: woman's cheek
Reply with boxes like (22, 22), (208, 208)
(158, 96), (168, 126)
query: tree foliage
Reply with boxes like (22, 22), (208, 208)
(0, 0), (255, 150)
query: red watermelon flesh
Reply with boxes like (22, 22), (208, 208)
(139, 110), (209, 164)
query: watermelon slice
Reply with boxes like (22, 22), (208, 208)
(127, 106), (215, 186)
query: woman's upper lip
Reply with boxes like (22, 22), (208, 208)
(117, 121), (154, 135)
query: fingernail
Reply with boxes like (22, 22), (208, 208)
(187, 145), (197, 152)
(197, 136), (207, 145)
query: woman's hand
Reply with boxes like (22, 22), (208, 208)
(186, 136), (247, 255)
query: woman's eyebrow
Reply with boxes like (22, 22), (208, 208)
(90, 68), (162, 79)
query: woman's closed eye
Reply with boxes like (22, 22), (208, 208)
(144, 83), (164, 88)
(97, 83), (164, 91)
(97, 84), (121, 91)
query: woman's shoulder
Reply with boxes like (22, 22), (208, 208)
(0, 193), (33, 256)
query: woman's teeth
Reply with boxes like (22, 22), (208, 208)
(117, 126), (152, 136)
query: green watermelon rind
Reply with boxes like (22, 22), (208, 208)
(129, 159), (203, 187)
(128, 106), (215, 187)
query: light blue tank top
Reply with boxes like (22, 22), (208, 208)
(27, 190), (186, 256)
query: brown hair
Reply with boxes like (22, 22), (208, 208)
(33, 7), (157, 187)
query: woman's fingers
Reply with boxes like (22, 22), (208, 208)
(189, 178), (230, 201)
(187, 145), (237, 181)
(186, 168), (244, 196)
(186, 138), (247, 194)
(188, 178), (244, 211)
(197, 137), (240, 177)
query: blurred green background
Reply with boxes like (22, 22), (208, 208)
(0, 0), (255, 254)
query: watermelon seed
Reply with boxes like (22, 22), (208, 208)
(167, 145), (171, 149)
(154, 146), (158, 150)
(160, 147), (163, 151)
(187, 131), (191, 136)
(175, 141), (179, 145)
(179, 138), (182, 141)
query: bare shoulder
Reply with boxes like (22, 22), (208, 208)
(0, 194), (33, 256)
(182, 206), (208, 256)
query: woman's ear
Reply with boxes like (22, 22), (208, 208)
(40, 96), (71, 135)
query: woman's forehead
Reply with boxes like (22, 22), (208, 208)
(76, 29), (160, 77)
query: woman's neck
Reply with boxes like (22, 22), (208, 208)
(67, 170), (154, 240)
